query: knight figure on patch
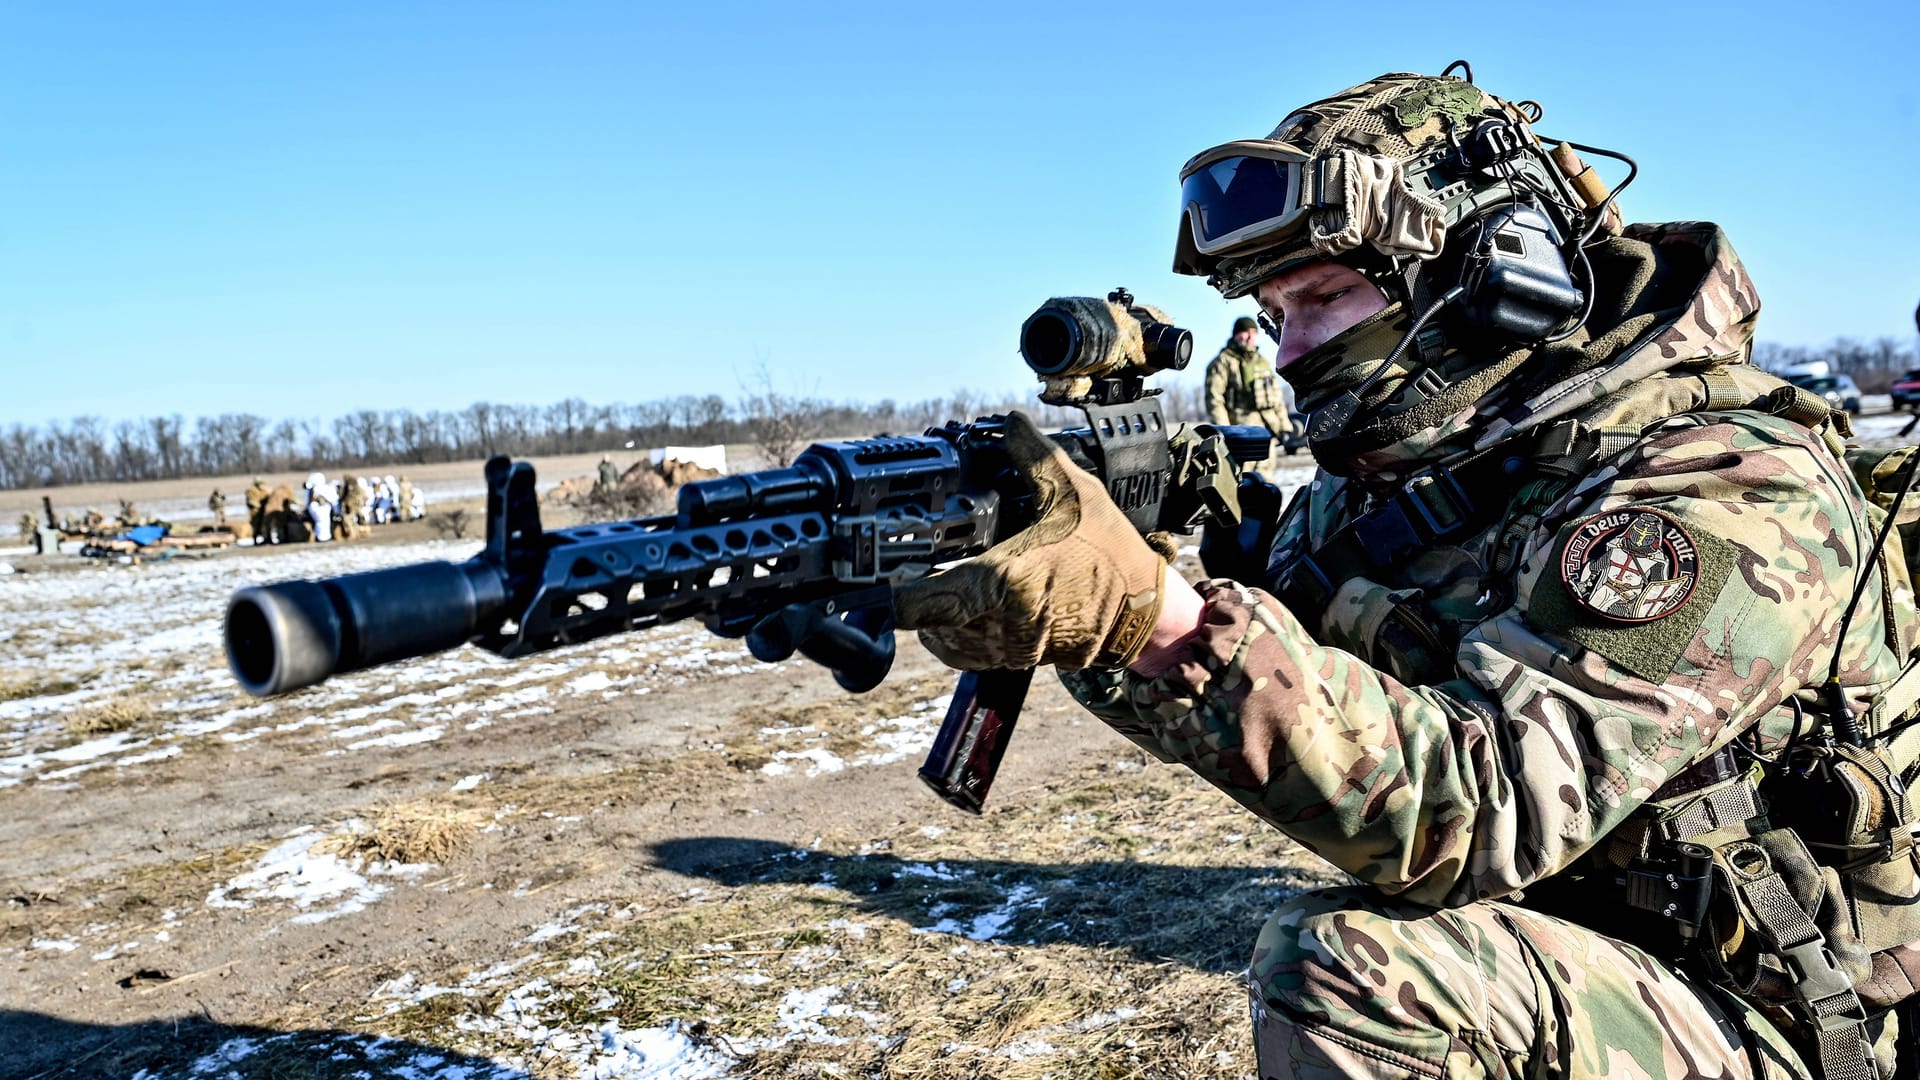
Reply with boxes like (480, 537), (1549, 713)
(1560, 509), (1700, 622)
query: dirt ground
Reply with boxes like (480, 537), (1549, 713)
(0, 456), (1336, 1080)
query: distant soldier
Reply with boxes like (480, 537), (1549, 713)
(208, 488), (228, 527)
(261, 483), (296, 542)
(83, 506), (104, 532)
(398, 476), (416, 522)
(19, 511), (36, 541)
(382, 475), (400, 523)
(245, 477), (270, 538)
(596, 454), (619, 493)
(116, 499), (141, 528)
(1205, 315), (1294, 472)
(303, 472), (335, 542)
(338, 473), (365, 541)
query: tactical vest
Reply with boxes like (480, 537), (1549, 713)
(1264, 384), (1920, 1079)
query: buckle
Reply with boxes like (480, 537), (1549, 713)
(1398, 467), (1472, 541)
(1781, 938), (1862, 1027)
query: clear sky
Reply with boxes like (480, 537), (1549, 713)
(2, 0), (1915, 426)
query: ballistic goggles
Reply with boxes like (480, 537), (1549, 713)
(1172, 140), (1323, 278)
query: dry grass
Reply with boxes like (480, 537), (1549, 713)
(317, 799), (487, 864)
(66, 694), (156, 735)
(363, 759), (1335, 1079)
(0, 671), (81, 702)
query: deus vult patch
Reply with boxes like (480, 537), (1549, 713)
(1559, 508), (1700, 622)
(1531, 505), (1738, 683)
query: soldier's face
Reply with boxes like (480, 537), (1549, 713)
(1232, 328), (1259, 348)
(1252, 261), (1389, 369)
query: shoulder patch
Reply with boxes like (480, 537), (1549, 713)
(1558, 508), (1700, 622)
(1530, 505), (1738, 682)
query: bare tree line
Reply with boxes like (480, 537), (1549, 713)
(1753, 337), (1917, 393)
(0, 383), (1216, 491)
(13, 331), (1910, 492)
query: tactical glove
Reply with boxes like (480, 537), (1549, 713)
(893, 412), (1172, 672)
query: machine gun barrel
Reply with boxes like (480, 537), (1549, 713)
(226, 560), (509, 697)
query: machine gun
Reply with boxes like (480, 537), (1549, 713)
(224, 289), (1271, 811)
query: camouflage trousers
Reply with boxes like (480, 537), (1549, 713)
(1245, 886), (1908, 1078)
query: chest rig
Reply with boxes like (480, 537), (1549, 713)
(1267, 417), (1606, 686)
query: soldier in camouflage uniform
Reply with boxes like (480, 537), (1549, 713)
(897, 71), (1920, 1077)
(1207, 315), (1295, 469)
(338, 474), (365, 541)
(245, 477), (270, 539)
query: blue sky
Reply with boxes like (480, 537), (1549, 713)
(2, 1), (1915, 425)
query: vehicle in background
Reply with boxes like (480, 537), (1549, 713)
(1788, 373), (1862, 414)
(1890, 369), (1920, 412)
(1778, 360), (1831, 384)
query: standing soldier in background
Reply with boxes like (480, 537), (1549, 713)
(207, 488), (227, 527)
(398, 476), (416, 523)
(338, 474), (365, 541)
(245, 477), (270, 539)
(1204, 315), (1293, 471)
(596, 454), (619, 494)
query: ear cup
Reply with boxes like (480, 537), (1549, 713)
(1447, 204), (1585, 340)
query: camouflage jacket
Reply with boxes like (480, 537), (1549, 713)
(1065, 223), (1916, 908)
(1205, 343), (1289, 434)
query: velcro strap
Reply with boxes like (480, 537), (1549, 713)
(1700, 371), (1748, 412)
(1605, 764), (1759, 868)
(1765, 384), (1835, 430)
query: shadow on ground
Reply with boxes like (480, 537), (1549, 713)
(2, 1010), (524, 1080)
(650, 836), (1335, 975)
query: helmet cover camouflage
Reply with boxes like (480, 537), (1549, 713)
(1176, 71), (1579, 299)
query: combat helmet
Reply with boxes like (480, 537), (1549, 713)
(1171, 65), (1630, 467)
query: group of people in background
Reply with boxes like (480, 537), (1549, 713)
(244, 472), (423, 544)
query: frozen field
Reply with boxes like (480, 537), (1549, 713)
(0, 535), (1326, 1079)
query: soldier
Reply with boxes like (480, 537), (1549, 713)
(82, 506), (104, 532)
(398, 475), (416, 522)
(896, 70), (1916, 1076)
(596, 454), (620, 493)
(303, 472), (334, 542)
(207, 488), (227, 527)
(338, 473), (365, 541)
(245, 477), (270, 539)
(1205, 314), (1294, 469)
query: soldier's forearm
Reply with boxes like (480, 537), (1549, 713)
(1065, 581), (1539, 904)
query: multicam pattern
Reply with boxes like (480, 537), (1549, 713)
(1061, 223), (1916, 1076)
(1245, 888), (1819, 1078)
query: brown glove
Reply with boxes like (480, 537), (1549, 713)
(893, 411), (1172, 672)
